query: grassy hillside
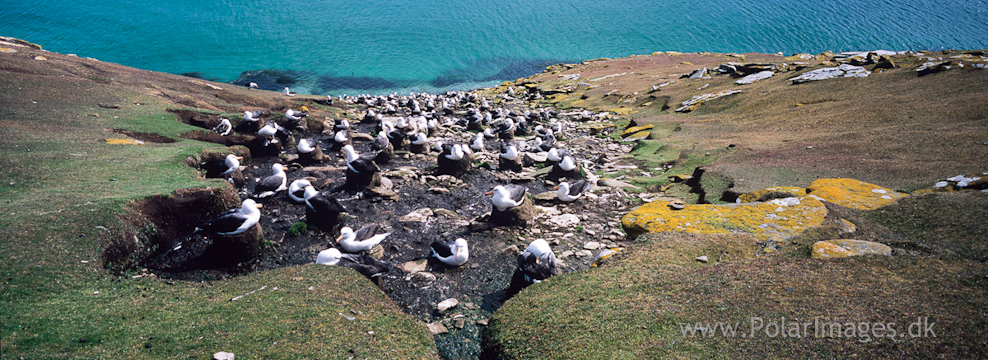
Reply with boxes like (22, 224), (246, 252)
(0, 39), (437, 358)
(485, 192), (988, 359)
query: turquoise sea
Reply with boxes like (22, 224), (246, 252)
(3, 0), (986, 95)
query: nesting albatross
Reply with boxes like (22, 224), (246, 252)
(195, 199), (262, 236)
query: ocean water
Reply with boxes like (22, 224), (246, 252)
(3, 0), (986, 95)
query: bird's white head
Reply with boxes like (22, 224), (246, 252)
(241, 198), (262, 213)
(316, 248), (342, 266)
(337, 227), (354, 242)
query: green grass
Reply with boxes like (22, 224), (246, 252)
(486, 204), (988, 358)
(0, 57), (437, 358)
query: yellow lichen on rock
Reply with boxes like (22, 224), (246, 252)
(811, 241), (857, 259)
(737, 186), (807, 203)
(806, 178), (908, 210)
(811, 240), (892, 259)
(829, 240), (892, 256)
(621, 196), (828, 242)
(621, 124), (654, 137)
(105, 138), (145, 145)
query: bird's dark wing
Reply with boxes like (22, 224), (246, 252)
(255, 174), (284, 193)
(199, 210), (246, 233)
(372, 135), (389, 150)
(353, 224), (380, 241)
(569, 180), (590, 196)
(431, 239), (454, 258)
(505, 184), (528, 203)
(308, 194), (348, 213)
(350, 158), (380, 174)
(339, 254), (391, 278)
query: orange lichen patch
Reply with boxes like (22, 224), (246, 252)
(621, 196), (827, 242)
(806, 178), (908, 210)
(621, 124), (654, 137)
(737, 186), (807, 203)
(811, 240), (892, 259)
(105, 138), (146, 145)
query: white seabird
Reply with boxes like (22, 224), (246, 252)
(554, 179), (592, 202)
(316, 248), (390, 279)
(286, 109), (307, 121)
(297, 138), (317, 154)
(470, 132), (485, 152)
(195, 199), (262, 236)
(243, 110), (264, 123)
(287, 179), (313, 203)
(254, 163), (288, 198)
(431, 238), (469, 267)
(485, 184), (527, 211)
(303, 186), (347, 216)
(258, 120), (284, 145)
(200, 154), (242, 177)
(516, 239), (558, 284)
(337, 225), (390, 253)
(284, 87), (296, 96)
(213, 118), (232, 136)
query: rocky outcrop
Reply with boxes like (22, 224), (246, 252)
(790, 64), (870, 84)
(735, 70), (774, 85)
(621, 195), (828, 241)
(811, 239), (892, 259)
(916, 61), (953, 76)
(675, 90), (743, 112)
(805, 178), (908, 210)
(624, 178), (911, 241)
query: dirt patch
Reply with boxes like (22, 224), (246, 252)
(110, 128), (177, 143)
(102, 186), (263, 274)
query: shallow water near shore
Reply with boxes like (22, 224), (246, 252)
(3, 0), (987, 95)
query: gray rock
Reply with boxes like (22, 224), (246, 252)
(533, 191), (558, 201)
(683, 67), (709, 79)
(916, 61), (952, 76)
(791, 64), (870, 83)
(401, 259), (428, 273)
(414, 272), (437, 281)
(476, 318), (490, 326)
(400, 208), (433, 222)
(716, 62), (740, 74)
(584, 241), (601, 250)
(213, 352), (235, 360)
(598, 178), (639, 190)
(437, 298), (459, 313)
(454, 319), (466, 329)
(522, 152), (548, 166)
(736, 70), (774, 85)
(549, 214), (580, 227)
(427, 322), (448, 335)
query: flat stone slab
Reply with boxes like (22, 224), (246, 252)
(812, 239), (892, 259)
